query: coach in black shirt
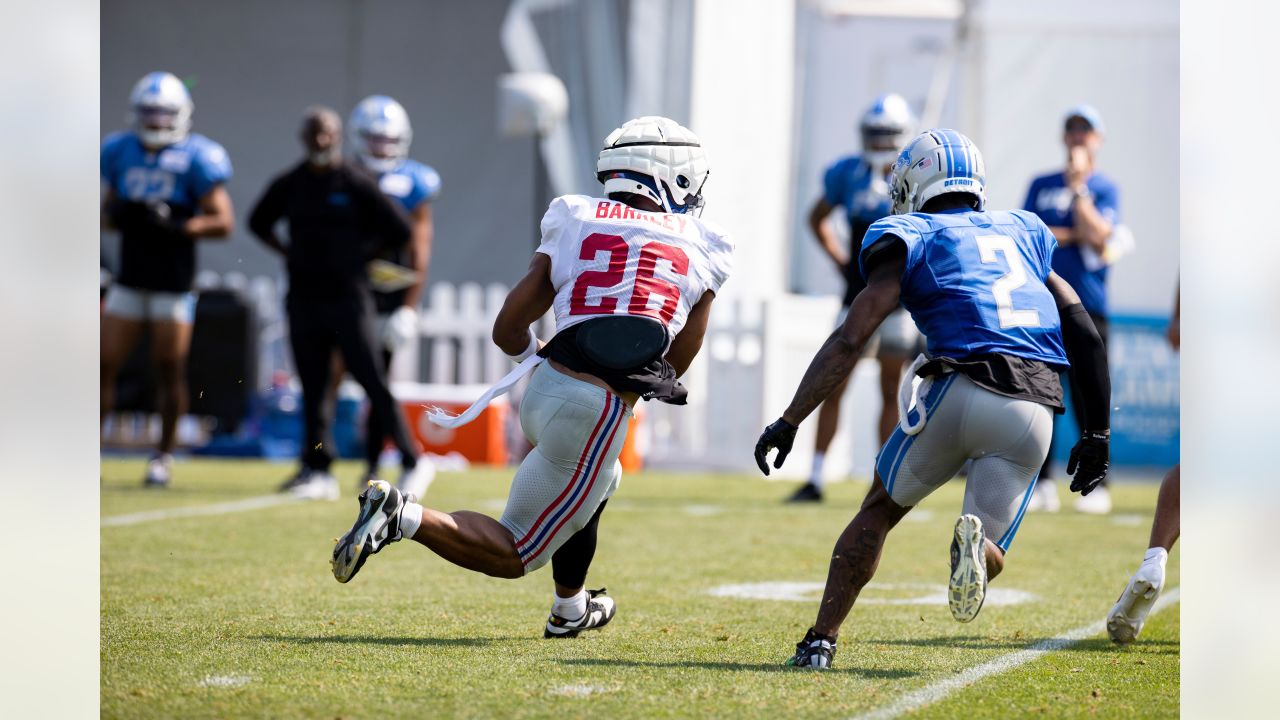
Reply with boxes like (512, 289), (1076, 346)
(248, 106), (426, 500)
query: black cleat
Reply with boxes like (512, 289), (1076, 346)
(785, 482), (824, 503)
(544, 588), (617, 638)
(786, 627), (837, 669)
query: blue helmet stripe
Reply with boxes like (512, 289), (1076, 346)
(928, 130), (951, 177)
(946, 129), (968, 179)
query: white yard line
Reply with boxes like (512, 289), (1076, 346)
(852, 587), (1181, 720)
(102, 494), (300, 527)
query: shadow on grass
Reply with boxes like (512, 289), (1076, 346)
(252, 634), (520, 648)
(865, 636), (1179, 654)
(556, 657), (917, 678)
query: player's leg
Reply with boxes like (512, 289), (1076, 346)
(288, 303), (339, 499)
(789, 372), (966, 668)
(360, 347), (394, 482)
(335, 299), (431, 498)
(145, 294), (196, 487)
(281, 349), (343, 492)
(331, 363), (630, 590)
(100, 288), (147, 425)
(1108, 463), (1179, 643)
(952, 386), (1054, 622)
(545, 494), (617, 638)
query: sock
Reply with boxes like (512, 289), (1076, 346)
(552, 590), (588, 620)
(398, 502), (423, 539)
(1143, 547), (1169, 567)
(809, 452), (827, 489)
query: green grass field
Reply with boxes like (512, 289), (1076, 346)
(101, 459), (1179, 719)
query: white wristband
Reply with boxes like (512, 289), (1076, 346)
(508, 329), (539, 362)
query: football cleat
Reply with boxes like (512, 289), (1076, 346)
(1026, 478), (1060, 513)
(142, 453), (173, 488)
(1074, 485), (1112, 514)
(785, 628), (837, 669)
(331, 480), (407, 583)
(785, 482), (824, 504)
(948, 514), (988, 623)
(278, 467), (312, 493)
(544, 588), (616, 639)
(1107, 559), (1166, 644)
(288, 471), (339, 501)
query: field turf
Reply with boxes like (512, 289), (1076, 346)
(101, 459), (1179, 719)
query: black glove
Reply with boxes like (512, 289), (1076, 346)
(1067, 430), (1110, 496)
(754, 418), (798, 476)
(107, 199), (190, 234)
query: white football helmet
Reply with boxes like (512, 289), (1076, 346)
(888, 129), (986, 215)
(350, 95), (412, 173)
(129, 71), (193, 149)
(597, 116), (709, 215)
(860, 93), (914, 165)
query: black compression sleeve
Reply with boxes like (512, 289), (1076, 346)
(1059, 303), (1111, 431)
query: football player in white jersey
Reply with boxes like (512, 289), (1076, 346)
(330, 116), (734, 638)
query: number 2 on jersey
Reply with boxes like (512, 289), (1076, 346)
(568, 233), (689, 323)
(976, 235), (1040, 328)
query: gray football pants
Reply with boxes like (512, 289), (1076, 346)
(500, 362), (630, 574)
(875, 373), (1053, 551)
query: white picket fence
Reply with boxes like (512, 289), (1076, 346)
(196, 272), (886, 478)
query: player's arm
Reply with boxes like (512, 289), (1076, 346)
(665, 291), (715, 377)
(402, 201), (433, 309)
(1068, 191), (1111, 253)
(184, 185), (234, 239)
(1047, 271), (1111, 494)
(808, 197), (849, 271)
(492, 253), (556, 358)
(1047, 225), (1076, 244)
(247, 176), (289, 256)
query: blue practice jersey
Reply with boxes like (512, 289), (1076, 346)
(371, 158), (440, 312)
(822, 155), (893, 305)
(100, 131), (232, 292)
(376, 158), (441, 214)
(101, 131), (232, 209)
(859, 208), (1068, 369)
(1022, 171), (1120, 316)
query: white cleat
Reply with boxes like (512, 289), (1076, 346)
(948, 514), (988, 623)
(1026, 478), (1060, 513)
(143, 453), (173, 488)
(289, 471), (339, 501)
(397, 456), (436, 501)
(1075, 485), (1112, 514)
(1107, 560), (1166, 644)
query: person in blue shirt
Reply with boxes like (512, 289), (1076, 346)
(100, 71), (235, 488)
(786, 93), (923, 504)
(1022, 104), (1121, 514)
(754, 130), (1111, 669)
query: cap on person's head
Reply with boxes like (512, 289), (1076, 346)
(1064, 104), (1105, 134)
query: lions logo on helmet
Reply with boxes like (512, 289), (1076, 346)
(889, 129), (986, 216)
(597, 116), (710, 215)
(860, 93), (915, 166)
(129, 71), (193, 149)
(350, 95), (413, 174)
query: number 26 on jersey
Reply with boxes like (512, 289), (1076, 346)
(569, 233), (689, 323)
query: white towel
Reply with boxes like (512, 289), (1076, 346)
(425, 355), (545, 429)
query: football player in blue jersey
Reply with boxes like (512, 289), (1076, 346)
(1022, 105), (1121, 514)
(100, 71), (235, 487)
(348, 95), (440, 495)
(786, 94), (924, 503)
(754, 130), (1112, 669)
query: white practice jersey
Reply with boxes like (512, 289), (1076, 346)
(536, 195), (734, 337)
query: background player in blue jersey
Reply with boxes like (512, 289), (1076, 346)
(787, 94), (923, 503)
(754, 130), (1112, 669)
(100, 71), (235, 487)
(338, 95), (440, 496)
(1022, 104), (1121, 514)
